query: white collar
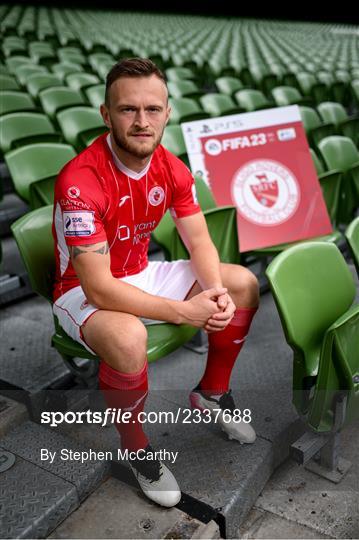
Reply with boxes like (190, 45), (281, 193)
(106, 133), (152, 180)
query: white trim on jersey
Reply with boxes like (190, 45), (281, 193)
(106, 133), (152, 180)
(55, 202), (70, 278)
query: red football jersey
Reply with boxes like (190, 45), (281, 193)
(53, 133), (201, 301)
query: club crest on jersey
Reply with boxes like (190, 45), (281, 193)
(231, 159), (300, 226)
(67, 186), (80, 199)
(148, 186), (165, 206)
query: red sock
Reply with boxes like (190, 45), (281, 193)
(199, 306), (258, 395)
(99, 360), (149, 452)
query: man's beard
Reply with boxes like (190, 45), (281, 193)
(111, 127), (164, 159)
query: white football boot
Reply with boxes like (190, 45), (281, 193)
(189, 385), (256, 444)
(129, 444), (181, 507)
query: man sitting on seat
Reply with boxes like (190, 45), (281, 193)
(52, 58), (259, 507)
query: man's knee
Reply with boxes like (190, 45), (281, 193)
(225, 264), (260, 306)
(83, 312), (148, 371)
(112, 316), (148, 360)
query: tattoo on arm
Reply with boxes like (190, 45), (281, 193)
(70, 242), (109, 260)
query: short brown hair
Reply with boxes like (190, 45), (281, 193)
(105, 57), (167, 105)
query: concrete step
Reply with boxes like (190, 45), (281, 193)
(0, 421), (110, 539)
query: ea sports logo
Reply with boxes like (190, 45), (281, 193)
(204, 139), (222, 156)
(67, 186), (80, 199)
(231, 160), (300, 226)
(148, 186), (165, 206)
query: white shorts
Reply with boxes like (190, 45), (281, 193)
(53, 260), (197, 354)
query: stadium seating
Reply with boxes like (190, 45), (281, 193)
(266, 241), (358, 429)
(171, 205), (241, 265)
(299, 106), (336, 149)
(215, 77), (244, 97)
(26, 73), (63, 99)
(168, 98), (208, 124)
(199, 93), (242, 117)
(85, 84), (105, 108)
(345, 217), (359, 275)
(5, 143), (76, 208)
(56, 106), (106, 150)
(234, 89), (272, 112)
(0, 73), (21, 91)
(0, 112), (61, 154)
(39, 87), (86, 119)
(161, 125), (188, 164)
(318, 136), (359, 225)
(0, 91), (37, 116)
(152, 176), (217, 259)
(317, 102), (359, 146)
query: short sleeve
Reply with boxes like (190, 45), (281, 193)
(168, 156), (201, 219)
(54, 163), (108, 246)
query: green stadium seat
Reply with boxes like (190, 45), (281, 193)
(0, 74), (21, 91)
(16, 64), (48, 86)
(26, 73), (63, 99)
(5, 55), (35, 74)
(168, 98), (208, 124)
(161, 125), (188, 164)
(266, 241), (357, 419)
(11, 205), (198, 378)
(199, 93), (242, 117)
(39, 87), (86, 119)
(88, 53), (115, 74)
(85, 84), (105, 108)
(167, 80), (202, 100)
(66, 72), (101, 92)
(2, 37), (27, 57)
(309, 148), (325, 176)
(250, 66), (279, 95)
(171, 205), (241, 265)
(0, 91), (37, 116)
(28, 41), (56, 65)
(271, 86), (311, 107)
(317, 102), (359, 146)
(345, 217), (359, 276)
(234, 89), (272, 112)
(152, 177), (217, 260)
(58, 47), (87, 66)
(215, 77), (244, 97)
(318, 136), (359, 225)
(0, 112), (61, 154)
(5, 143), (76, 207)
(296, 72), (329, 104)
(299, 106), (336, 148)
(165, 67), (196, 82)
(57, 106), (107, 150)
(51, 62), (84, 81)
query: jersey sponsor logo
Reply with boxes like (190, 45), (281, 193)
(63, 211), (95, 236)
(119, 195), (131, 207)
(148, 186), (165, 206)
(133, 220), (157, 244)
(60, 198), (91, 210)
(118, 225), (131, 241)
(231, 159), (300, 226)
(67, 186), (81, 199)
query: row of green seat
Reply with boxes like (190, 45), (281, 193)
(1, 7), (358, 103)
